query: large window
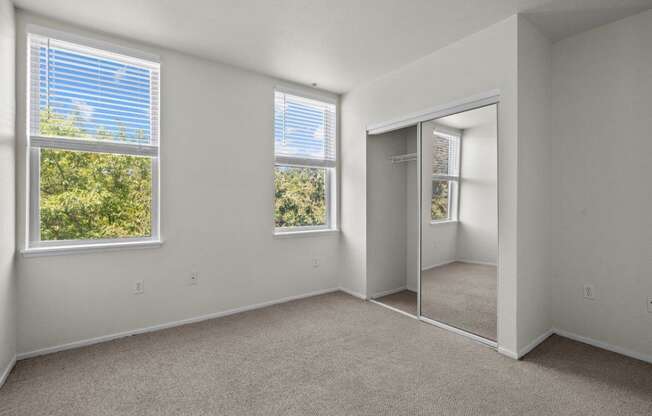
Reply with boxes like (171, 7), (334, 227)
(274, 90), (337, 233)
(27, 32), (160, 250)
(431, 129), (460, 222)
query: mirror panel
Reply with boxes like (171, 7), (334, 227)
(419, 104), (498, 341)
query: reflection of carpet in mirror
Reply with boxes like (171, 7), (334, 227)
(375, 290), (417, 316)
(421, 261), (497, 341)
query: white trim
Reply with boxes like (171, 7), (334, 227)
(455, 259), (498, 267)
(274, 156), (336, 168)
(431, 174), (460, 182)
(26, 24), (160, 64)
(416, 122), (422, 317)
(518, 328), (554, 358)
(0, 356), (16, 389)
(17, 287), (341, 360)
(421, 259), (457, 272)
(366, 90), (500, 135)
(30, 135), (158, 157)
(338, 286), (367, 300)
(371, 286), (407, 299)
(498, 346), (519, 359)
(506, 328), (652, 363)
(554, 328), (652, 365)
(21, 239), (163, 257)
(273, 228), (340, 238)
(429, 219), (458, 226)
(420, 315), (497, 348)
(369, 299), (418, 319)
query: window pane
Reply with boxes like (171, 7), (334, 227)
(274, 91), (336, 163)
(431, 180), (449, 221)
(32, 36), (157, 145)
(274, 165), (327, 228)
(40, 149), (152, 240)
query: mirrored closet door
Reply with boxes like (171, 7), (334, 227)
(419, 104), (498, 342)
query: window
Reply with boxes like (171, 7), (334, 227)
(274, 90), (337, 233)
(431, 129), (460, 222)
(27, 32), (160, 250)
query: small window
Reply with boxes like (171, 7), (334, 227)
(431, 130), (460, 222)
(27, 32), (160, 249)
(274, 90), (337, 233)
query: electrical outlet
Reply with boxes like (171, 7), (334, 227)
(583, 284), (595, 300)
(312, 258), (320, 268)
(134, 280), (144, 295)
(647, 297), (652, 313)
(189, 271), (199, 286)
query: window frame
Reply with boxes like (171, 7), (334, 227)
(430, 130), (461, 225)
(272, 87), (338, 236)
(24, 27), (162, 254)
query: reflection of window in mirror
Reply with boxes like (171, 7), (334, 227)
(431, 130), (460, 223)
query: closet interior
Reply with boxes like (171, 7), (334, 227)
(366, 125), (419, 316)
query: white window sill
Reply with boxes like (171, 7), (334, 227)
(273, 228), (340, 239)
(430, 219), (458, 226)
(21, 240), (163, 258)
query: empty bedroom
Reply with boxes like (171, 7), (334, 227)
(1, 1), (651, 415)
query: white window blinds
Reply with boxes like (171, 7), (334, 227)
(29, 34), (160, 156)
(432, 129), (460, 181)
(274, 91), (336, 168)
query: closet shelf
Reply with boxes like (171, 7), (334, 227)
(388, 152), (417, 164)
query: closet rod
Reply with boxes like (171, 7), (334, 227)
(388, 152), (417, 164)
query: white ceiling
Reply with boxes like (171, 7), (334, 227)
(13, 0), (652, 93)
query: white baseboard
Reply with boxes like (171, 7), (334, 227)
(456, 259), (497, 267)
(497, 346), (518, 359)
(371, 286), (406, 299)
(422, 259), (497, 271)
(518, 328), (555, 358)
(0, 355), (16, 389)
(338, 286), (367, 300)
(503, 328), (652, 364)
(421, 259), (456, 272)
(17, 287), (340, 360)
(554, 328), (652, 365)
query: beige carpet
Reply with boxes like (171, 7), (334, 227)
(374, 290), (417, 316)
(421, 261), (497, 341)
(2, 292), (652, 416)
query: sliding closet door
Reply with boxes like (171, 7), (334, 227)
(419, 105), (498, 342)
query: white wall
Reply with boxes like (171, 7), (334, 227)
(516, 16), (553, 354)
(341, 16), (520, 355)
(366, 129), (408, 297)
(456, 119), (498, 265)
(15, 11), (342, 356)
(0, 0), (16, 382)
(551, 9), (652, 361)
